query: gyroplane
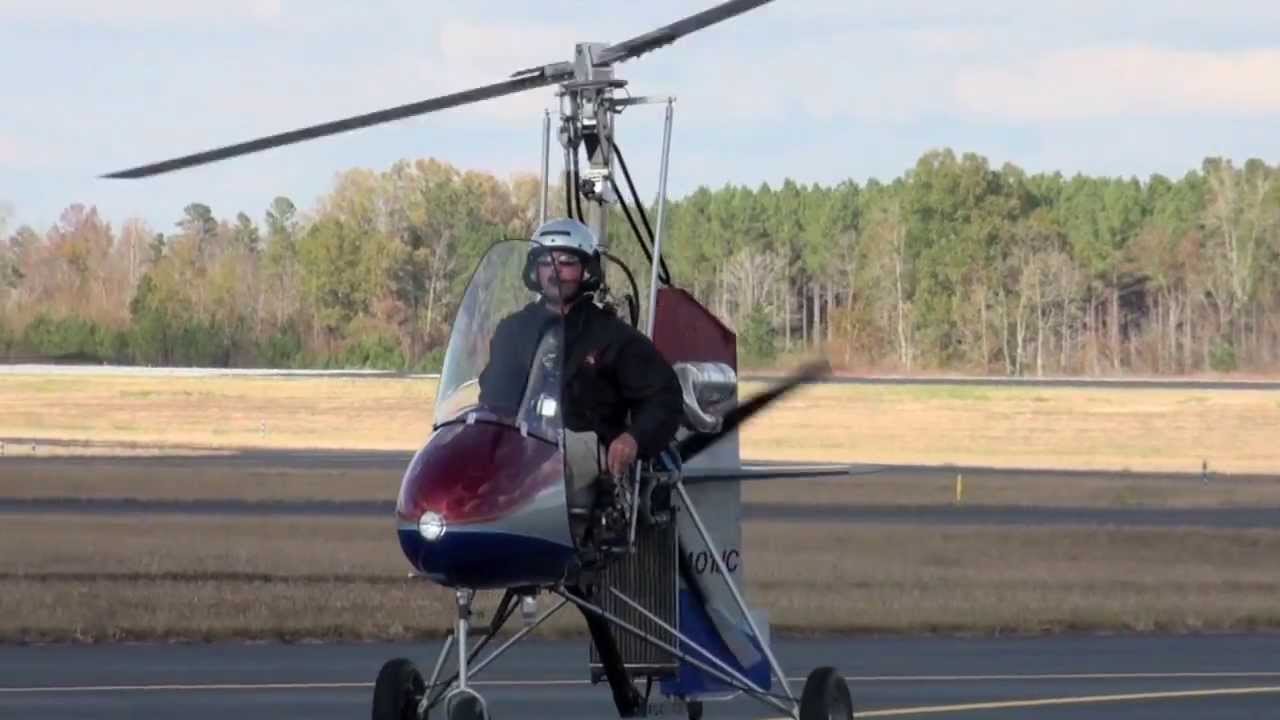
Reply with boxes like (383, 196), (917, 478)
(105, 1), (856, 718)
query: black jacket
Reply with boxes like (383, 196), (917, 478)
(478, 298), (683, 459)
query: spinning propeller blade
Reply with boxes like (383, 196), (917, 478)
(596, 0), (776, 65)
(675, 358), (830, 463)
(102, 71), (566, 179)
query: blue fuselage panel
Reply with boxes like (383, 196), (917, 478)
(398, 528), (575, 589)
(661, 588), (771, 700)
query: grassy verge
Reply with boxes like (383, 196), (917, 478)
(3, 514), (1278, 642)
(3, 373), (1279, 472)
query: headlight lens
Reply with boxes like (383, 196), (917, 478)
(418, 510), (446, 542)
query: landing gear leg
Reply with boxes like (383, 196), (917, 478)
(443, 589), (487, 720)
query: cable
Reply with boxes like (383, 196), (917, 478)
(611, 140), (656, 241)
(571, 144), (586, 224)
(611, 139), (672, 285)
(564, 163), (574, 226)
(603, 251), (641, 327)
(608, 175), (658, 272)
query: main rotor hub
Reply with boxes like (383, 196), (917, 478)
(557, 43), (626, 255)
(573, 42), (612, 83)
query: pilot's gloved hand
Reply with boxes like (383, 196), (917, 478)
(607, 432), (638, 478)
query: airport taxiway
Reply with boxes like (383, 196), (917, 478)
(3, 635), (1279, 719)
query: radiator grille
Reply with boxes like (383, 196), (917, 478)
(589, 520), (679, 678)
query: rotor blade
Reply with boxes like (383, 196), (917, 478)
(597, 0), (775, 65)
(676, 358), (830, 463)
(103, 71), (565, 179)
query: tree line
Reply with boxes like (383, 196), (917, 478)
(2, 149), (1278, 374)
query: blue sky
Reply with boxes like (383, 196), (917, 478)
(2, 0), (1279, 235)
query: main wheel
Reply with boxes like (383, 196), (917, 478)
(372, 658), (427, 720)
(799, 667), (853, 720)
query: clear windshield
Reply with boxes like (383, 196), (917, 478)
(434, 240), (564, 442)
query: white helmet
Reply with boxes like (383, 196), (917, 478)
(531, 218), (598, 256)
(524, 217), (603, 294)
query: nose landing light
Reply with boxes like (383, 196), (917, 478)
(418, 511), (447, 542)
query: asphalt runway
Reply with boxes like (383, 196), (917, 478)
(3, 449), (1278, 529)
(3, 635), (1279, 719)
(2, 444), (1262, 482)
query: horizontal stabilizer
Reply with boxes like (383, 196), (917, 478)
(683, 463), (853, 484)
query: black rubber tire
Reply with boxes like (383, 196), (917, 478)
(686, 699), (704, 720)
(372, 658), (426, 720)
(799, 666), (853, 720)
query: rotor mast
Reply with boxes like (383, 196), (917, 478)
(560, 43), (620, 257)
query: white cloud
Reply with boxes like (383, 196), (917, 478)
(782, 0), (1280, 27)
(669, 0), (1280, 128)
(0, 132), (71, 172)
(0, 135), (19, 166)
(0, 0), (284, 25)
(669, 26), (996, 126)
(436, 18), (578, 71)
(424, 19), (583, 121)
(953, 46), (1280, 121)
(669, 31), (1280, 129)
(7, 1), (1280, 234)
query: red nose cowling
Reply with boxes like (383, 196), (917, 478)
(396, 422), (561, 526)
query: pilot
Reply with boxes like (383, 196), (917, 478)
(479, 217), (683, 481)
(480, 217), (682, 719)
(476, 217), (684, 719)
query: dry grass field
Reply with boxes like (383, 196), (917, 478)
(3, 372), (1279, 473)
(0, 375), (433, 452)
(3, 370), (1278, 643)
(4, 514), (1278, 642)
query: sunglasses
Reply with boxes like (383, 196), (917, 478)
(536, 256), (582, 269)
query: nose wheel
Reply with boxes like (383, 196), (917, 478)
(799, 666), (853, 720)
(372, 589), (494, 720)
(371, 658), (426, 720)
